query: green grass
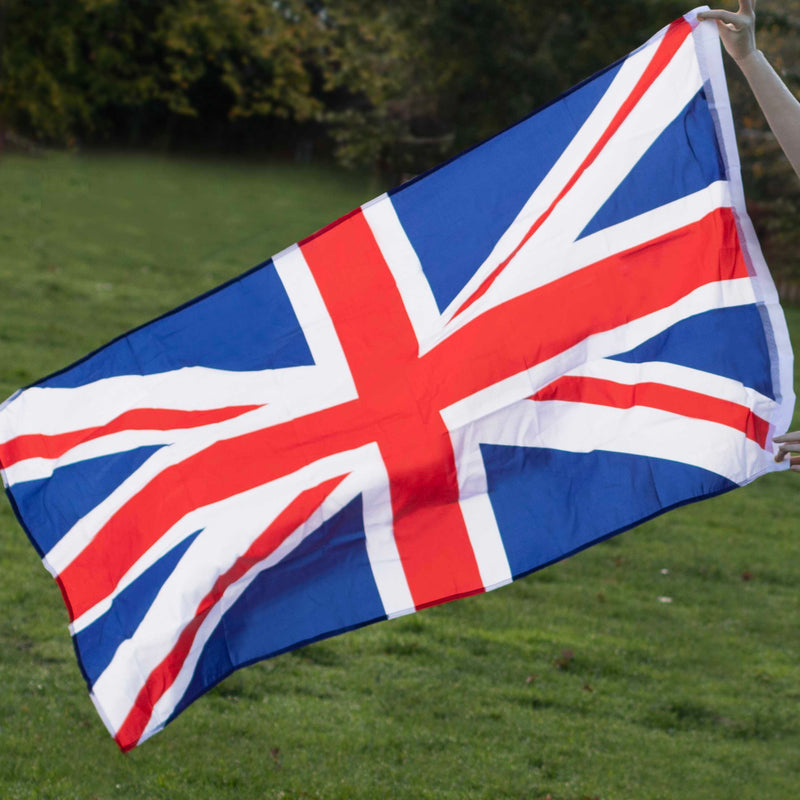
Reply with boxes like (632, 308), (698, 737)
(1, 152), (799, 800)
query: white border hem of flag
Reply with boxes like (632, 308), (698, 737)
(689, 6), (796, 476)
(89, 688), (124, 746)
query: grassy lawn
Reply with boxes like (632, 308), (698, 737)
(0, 152), (798, 800)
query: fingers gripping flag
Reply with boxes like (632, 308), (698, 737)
(0, 9), (794, 750)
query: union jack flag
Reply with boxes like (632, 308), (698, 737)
(0, 10), (794, 750)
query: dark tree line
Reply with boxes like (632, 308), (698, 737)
(1, 0), (688, 167)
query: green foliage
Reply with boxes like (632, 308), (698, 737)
(0, 0), (327, 145)
(0, 0), (699, 164)
(314, 1), (418, 170)
(0, 152), (799, 799)
(0, 1), (90, 143)
(318, 0), (688, 174)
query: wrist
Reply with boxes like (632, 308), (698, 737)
(735, 48), (763, 70)
(734, 46), (764, 67)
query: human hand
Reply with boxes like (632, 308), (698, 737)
(773, 431), (800, 470)
(697, 0), (757, 63)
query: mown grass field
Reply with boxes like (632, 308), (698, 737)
(0, 153), (799, 800)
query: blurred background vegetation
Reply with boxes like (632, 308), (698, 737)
(0, 0), (798, 283)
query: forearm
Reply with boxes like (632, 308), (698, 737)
(737, 49), (800, 178)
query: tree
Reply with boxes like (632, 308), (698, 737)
(317, 0), (689, 175)
(0, 0), (327, 147)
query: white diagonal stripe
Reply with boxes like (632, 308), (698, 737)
(89, 449), (366, 731)
(532, 35), (702, 247)
(439, 31), (696, 329)
(442, 277), (757, 433)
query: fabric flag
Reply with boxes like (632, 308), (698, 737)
(0, 8), (794, 750)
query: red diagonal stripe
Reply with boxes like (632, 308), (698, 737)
(432, 207), (749, 404)
(532, 376), (770, 447)
(113, 473), (348, 752)
(452, 18), (692, 318)
(55, 401), (363, 622)
(0, 405), (262, 468)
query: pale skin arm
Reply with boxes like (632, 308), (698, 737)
(697, 0), (800, 179)
(697, 1), (800, 469)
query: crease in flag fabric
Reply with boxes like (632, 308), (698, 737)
(0, 6), (794, 750)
